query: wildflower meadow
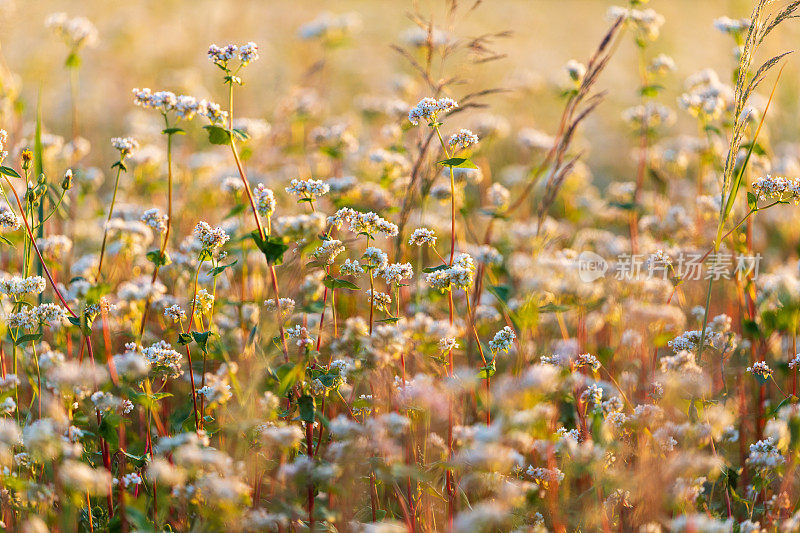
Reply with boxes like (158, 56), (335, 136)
(5, 0), (800, 531)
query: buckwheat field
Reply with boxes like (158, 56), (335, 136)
(7, 0), (800, 531)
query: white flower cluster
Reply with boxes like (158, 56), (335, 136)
(208, 42), (259, 67)
(164, 304), (186, 323)
(45, 12), (98, 49)
(439, 337), (458, 352)
(607, 7), (665, 42)
(752, 175), (800, 202)
(111, 137), (139, 157)
(488, 326), (516, 355)
(142, 340), (183, 379)
(286, 325), (314, 348)
(340, 259), (364, 276)
(575, 353), (601, 372)
(264, 298), (295, 320)
(132, 88), (227, 124)
(0, 205), (21, 231)
(424, 253), (476, 292)
(0, 275), (46, 297)
(254, 184), (276, 217)
(678, 69), (732, 121)
(328, 207), (398, 237)
(298, 12), (362, 42)
(285, 178), (330, 200)
(448, 129), (479, 150)
(8, 303), (67, 330)
(367, 290), (392, 311)
(380, 262), (413, 285)
(713, 16), (751, 36)
(746, 437), (784, 471)
(312, 239), (345, 265)
(141, 208), (169, 234)
(408, 97), (458, 126)
(362, 247), (388, 269)
(747, 361), (772, 380)
(0, 129), (7, 165)
(194, 221), (230, 250)
(408, 228), (436, 247)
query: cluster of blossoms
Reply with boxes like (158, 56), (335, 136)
(164, 304), (186, 323)
(194, 221), (230, 250)
(752, 175), (800, 202)
(141, 208), (169, 233)
(8, 303), (67, 330)
(312, 239), (345, 265)
(141, 341), (183, 379)
(380, 262), (413, 285)
(448, 129), (479, 150)
(488, 326), (516, 355)
(424, 253), (476, 292)
(713, 16), (751, 37)
(111, 136), (138, 157)
(607, 6), (665, 42)
(678, 69), (732, 121)
(132, 89), (227, 124)
(45, 12), (98, 49)
(407, 97), (459, 126)
(747, 361), (773, 380)
(264, 297), (295, 319)
(254, 184), (276, 217)
(0, 205), (21, 230)
(340, 259), (364, 276)
(328, 207), (398, 237)
(286, 325), (314, 348)
(408, 227), (436, 247)
(285, 178), (330, 200)
(0, 275), (46, 297)
(746, 438), (785, 471)
(208, 42), (259, 67)
(574, 352), (601, 371)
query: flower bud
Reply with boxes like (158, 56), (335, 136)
(62, 169), (74, 191)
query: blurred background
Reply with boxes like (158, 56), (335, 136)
(0, 0), (797, 185)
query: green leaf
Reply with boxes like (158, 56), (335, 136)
(209, 260), (238, 277)
(191, 331), (212, 353)
(747, 191), (758, 211)
(85, 283), (111, 305)
(146, 250), (171, 267)
(65, 52), (81, 69)
(0, 235), (11, 246)
(639, 84), (664, 97)
(479, 361), (496, 379)
(204, 125), (231, 145)
(608, 201), (641, 212)
(0, 166), (21, 179)
(14, 333), (42, 345)
(437, 157), (477, 169)
(489, 285), (510, 303)
(224, 203), (247, 219)
(276, 362), (306, 396)
(177, 333), (193, 346)
(538, 303), (570, 313)
(422, 264), (449, 273)
(232, 128), (250, 141)
(298, 395), (315, 422)
(378, 317), (401, 324)
(250, 231), (289, 265)
(162, 127), (186, 135)
(322, 275), (360, 291)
